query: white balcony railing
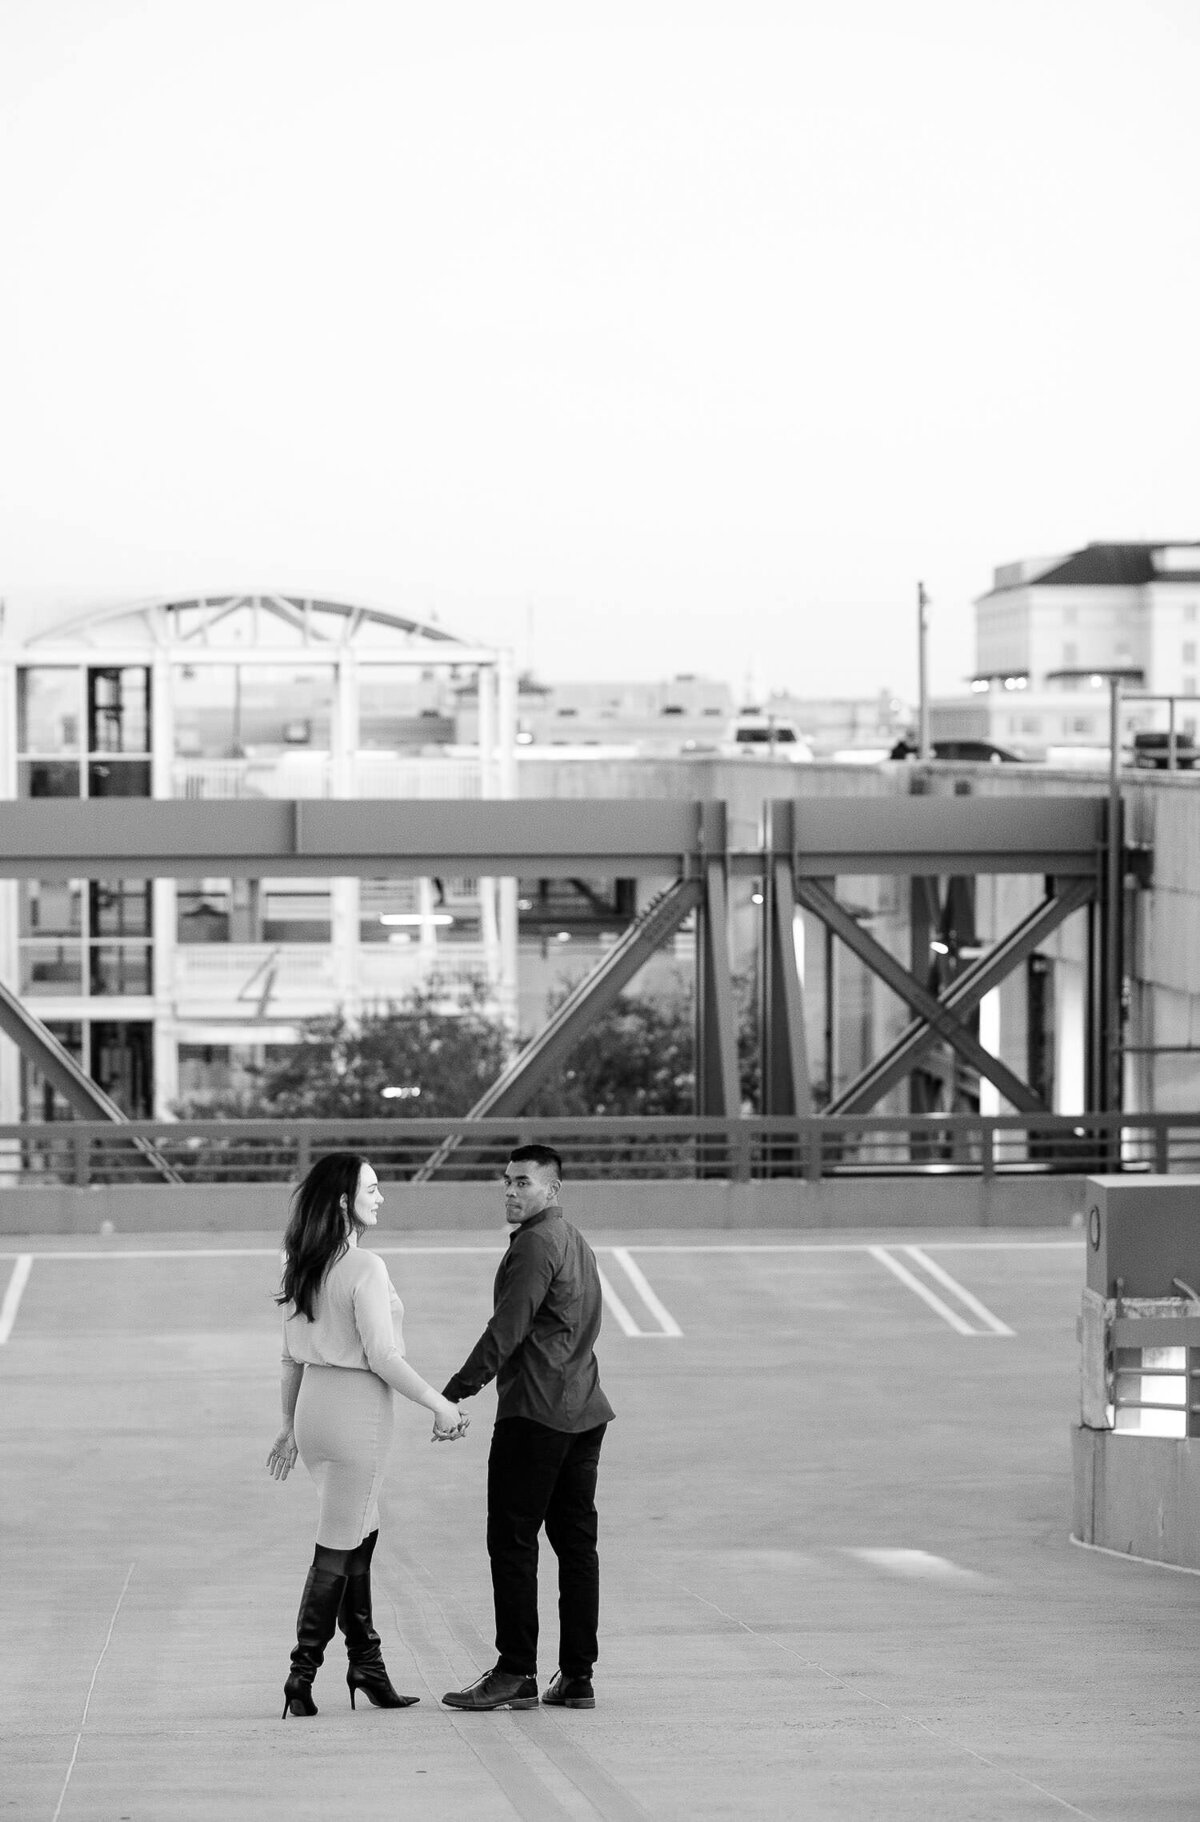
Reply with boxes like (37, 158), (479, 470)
(172, 756), (483, 800)
(173, 945), (338, 1014)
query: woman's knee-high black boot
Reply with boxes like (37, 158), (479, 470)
(282, 1552), (349, 1719)
(338, 1531), (419, 1709)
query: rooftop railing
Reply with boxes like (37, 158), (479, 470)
(3, 1111), (1199, 1187)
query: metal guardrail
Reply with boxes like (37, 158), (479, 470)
(4, 1111), (1200, 1187)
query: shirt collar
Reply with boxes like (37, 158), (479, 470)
(509, 1202), (561, 1240)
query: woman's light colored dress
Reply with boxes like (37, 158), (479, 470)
(282, 1240), (408, 1548)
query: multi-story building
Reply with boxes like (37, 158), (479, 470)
(0, 593), (518, 1120)
(933, 542), (1200, 757)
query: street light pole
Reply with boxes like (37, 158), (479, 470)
(917, 581), (931, 759)
(1105, 676), (1124, 1121)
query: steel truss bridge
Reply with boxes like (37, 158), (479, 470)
(0, 794), (1126, 1181)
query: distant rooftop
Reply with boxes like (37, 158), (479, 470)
(985, 542), (1200, 594)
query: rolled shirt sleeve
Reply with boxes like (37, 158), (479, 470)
(443, 1227), (556, 1401)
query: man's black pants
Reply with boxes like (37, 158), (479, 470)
(487, 1416), (607, 1680)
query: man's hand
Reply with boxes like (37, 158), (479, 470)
(431, 1399), (470, 1443)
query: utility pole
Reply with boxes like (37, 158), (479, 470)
(917, 581), (931, 759)
(1104, 677), (1124, 1120)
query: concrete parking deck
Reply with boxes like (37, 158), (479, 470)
(3, 1227), (1197, 1821)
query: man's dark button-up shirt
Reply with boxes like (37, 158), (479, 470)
(443, 1206), (615, 1433)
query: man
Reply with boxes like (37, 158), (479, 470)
(440, 1143), (614, 1712)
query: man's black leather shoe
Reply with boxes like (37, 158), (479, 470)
(542, 1671), (595, 1709)
(442, 1668), (539, 1710)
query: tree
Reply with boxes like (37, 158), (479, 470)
(525, 988), (695, 1118)
(174, 981), (512, 1121)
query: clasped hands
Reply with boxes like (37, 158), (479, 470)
(431, 1405), (470, 1443)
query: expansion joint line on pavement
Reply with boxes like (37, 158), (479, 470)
(388, 1543), (653, 1822)
(678, 1583), (1101, 1822)
(50, 1560), (136, 1822)
(869, 1245), (1014, 1336)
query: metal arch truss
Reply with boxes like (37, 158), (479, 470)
(0, 793), (1118, 1166)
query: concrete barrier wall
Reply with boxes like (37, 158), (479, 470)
(1072, 1427), (1200, 1573)
(0, 1174), (1089, 1235)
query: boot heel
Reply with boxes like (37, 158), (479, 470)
(349, 1684), (357, 1711)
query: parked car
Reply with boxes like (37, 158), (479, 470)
(726, 715), (814, 761)
(1131, 731), (1198, 770)
(889, 737), (1028, 763)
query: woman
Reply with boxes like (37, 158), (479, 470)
(266, 1151), (467, 1719)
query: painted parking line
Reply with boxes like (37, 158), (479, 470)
(598, 1249), (682, 1338)
(0, 1254), (32, 1345)
(608, 1247), (683, 1337)
(870, 1246), (978, 1335)
(902, 1244), (1015, 1336)
(597, 1266), (643, 1337)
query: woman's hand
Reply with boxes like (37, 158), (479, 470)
(431, 1399), (469, 1442)
(266, 1425), (299, 1480)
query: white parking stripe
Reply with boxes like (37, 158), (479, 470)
(903, 1245), (1015, 1336)
(0, 1254), (32, 1345)
(869, 1245), (977, 1334)
(597, 1266), (642, 1336)
(609, 1247), (683, 1337)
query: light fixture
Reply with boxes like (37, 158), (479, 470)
(930, 939), (951, 955)
(556, 931), (571, 942)
(379, 912), (455, 926)
(381, 1084), (421, 1099)
(751, 892), (764, 905)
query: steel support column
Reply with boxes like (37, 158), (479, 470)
(695, 853), (740, 1117)
(759, 801), (813, 1117)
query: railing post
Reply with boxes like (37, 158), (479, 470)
(72, 1129), (88, 1188)
(1154, 1119), (1169, 1175)
(804, 1119), (823, 1183)
(730, 1120), (752, 1184)
(981, 1122), (994, 1178)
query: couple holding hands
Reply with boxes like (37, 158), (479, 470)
(266, 1144), (613, 1719)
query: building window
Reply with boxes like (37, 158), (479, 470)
(1062, 642), (1077, 667)
(1183, 643), (1196, 664)
(1184, 677), (1197, 698)
(17, 665), (152, 797)
(18, 1018), (153, 1120)
(18, 878), (153, 998)
(176, 878), (330, 943)
(1185, 604), (1197, 623)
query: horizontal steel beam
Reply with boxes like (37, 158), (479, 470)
(0, 800), (725, 880)
(0, 794), (1109, 880)
(777, 797), (1106, 876)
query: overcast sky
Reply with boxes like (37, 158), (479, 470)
(2, 0), (1197, 700)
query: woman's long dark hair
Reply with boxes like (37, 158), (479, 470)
(276, 1151), (369, 1322)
